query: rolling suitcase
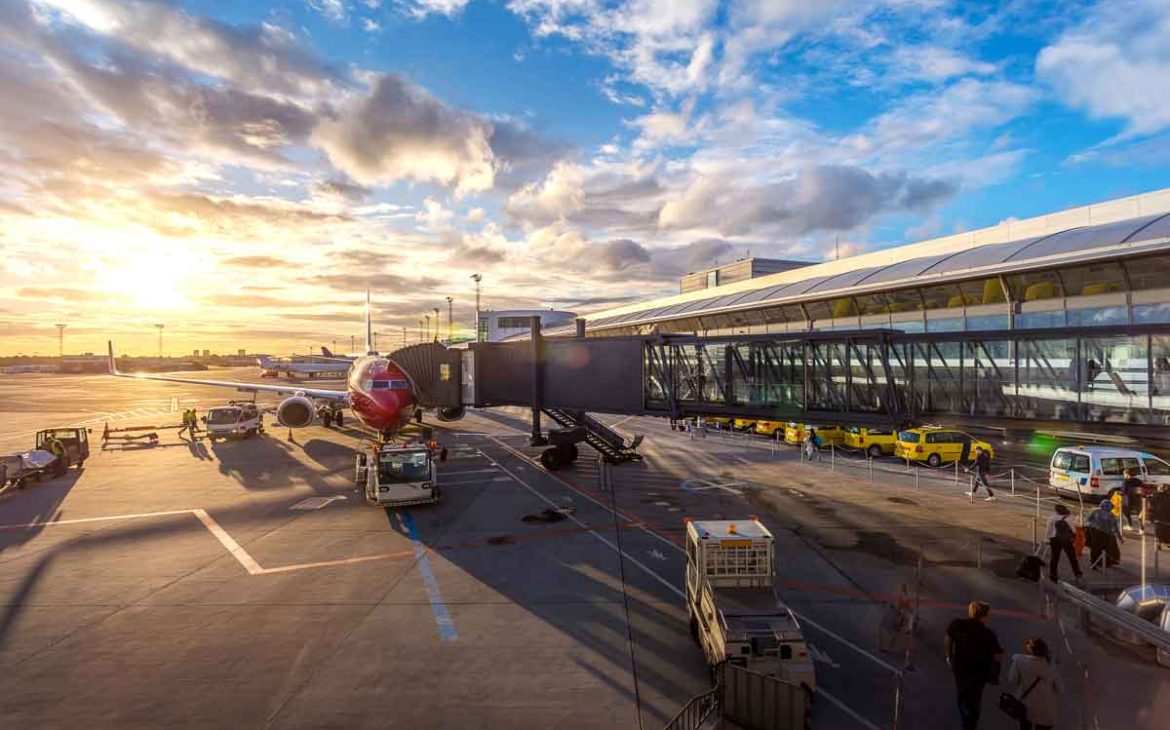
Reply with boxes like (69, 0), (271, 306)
(1016, 555), (1044, 582)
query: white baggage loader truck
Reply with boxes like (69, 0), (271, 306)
(686, 518), (816, 689)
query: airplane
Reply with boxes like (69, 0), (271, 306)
(320, 346), (355, 361)
(106, 292), (465, 438)
(256, 354), (350, 379)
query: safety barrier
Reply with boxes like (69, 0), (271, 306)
(1051, 581), (1170, 655)
(663, 662), (810, 730)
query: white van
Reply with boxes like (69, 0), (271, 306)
(1049, 446), (1170, 499)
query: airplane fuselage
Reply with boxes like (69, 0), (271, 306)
(345, 355), (416, 435)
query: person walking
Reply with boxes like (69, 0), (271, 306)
(1085, 498), (1123, 570)
(966, 446), (996, 501)
(1046, 503), (1082, 583)
(803, 428), (819, 461)
(945, 601), (1004, 730)
(1148, 483), (1170, 546)
(1120, 469), (1142, 532)
(1005, 637), (1060, 730)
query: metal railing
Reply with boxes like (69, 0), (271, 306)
(663, 662), (811, 730)
(663, 686), (718, 730)
(1052, 581), (1170, 653)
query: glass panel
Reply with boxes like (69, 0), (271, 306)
(957, 278), (1006, 305)
(804, 300), (834, 322)
(921, 236), (1046, 274)
(1122, 212), (1170, 244)
(1008, 270), (1064, 302)
(882, 287), (922, 314)
(1123, 254), (1170, 291)
(855, 292), (890, 316)
(921, 283), (965, 310)
(1058, 262), (1126, 297)
(1155, 337), (1170, 418)
(1007, 218), (1157, 260)
(963, 340), (1014, 417)
(829, 297), (858, 318)
(1017, 338), (1079, 420)
(848, 343), (883, 412)
(1081, 336), (1149, 423)
(1066, 306), (1127, 327)
(1135, 303), (1170, 324)
(927, 317), (964, 332)
(807, 342), (848, 412)
(855, 253), (952, 286)
(892, 318), (925, 333)
(912, 341), (962, 415)
(966, 314), (1009, 331)
(1017, 310), (1067, 329)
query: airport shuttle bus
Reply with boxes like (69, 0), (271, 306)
(356, 442), (440, 508)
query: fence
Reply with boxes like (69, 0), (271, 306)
(662, 662), (810, 730)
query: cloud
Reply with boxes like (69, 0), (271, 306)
(889, 46), (996, 82)
(869, 78), (1036, 151)
(222, 256), (288, 268)
(399, 0), (472, 18)
(314, 178), (371, 203)
(598, 238), (651, 270)
(17, 287), (108, 301)
(307, 0), (348, 23)
(658, 164), (957, 236)
(1037, 0), (1170, 137)
(312, 74), (496, 194)
(41, 0), (346, 97)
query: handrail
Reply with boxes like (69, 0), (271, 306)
(1055, 581), (1170, 651)
(663, 685), (719, 730)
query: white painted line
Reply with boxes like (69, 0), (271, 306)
(192, 509), (265, 575)
(0, 510), (195, 530)
(490, 459), (684, 600)
(489, 436), (683, 555)
(808, 642), (839, 668)
(791, 610), (901, 676)
(290, 496), (346, 510)
(815, 686), (885, 730)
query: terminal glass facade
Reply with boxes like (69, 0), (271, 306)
(643, 331), (1170, 426)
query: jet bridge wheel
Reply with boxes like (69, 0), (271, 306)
(323, 411), (333, 428)
(540, 444), (578, 471)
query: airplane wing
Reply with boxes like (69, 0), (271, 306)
(107, 342), (348, 401)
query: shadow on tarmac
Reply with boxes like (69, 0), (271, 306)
(0, 469), (83, 554)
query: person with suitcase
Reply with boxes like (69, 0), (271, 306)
(1045, 503), (1082, 582)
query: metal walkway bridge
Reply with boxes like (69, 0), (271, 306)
(390, 318), (1170, 462)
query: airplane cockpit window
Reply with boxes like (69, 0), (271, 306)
(390, 380), (410, 390)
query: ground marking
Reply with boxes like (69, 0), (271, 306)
(290, 495), (347, 510)
(647, 549), (667, 561)
(395, 511), (458, 642)
(679, 478), (746, 495)
(807, 643), (839, 668)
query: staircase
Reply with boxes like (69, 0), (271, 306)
(542, 409), (642, 464)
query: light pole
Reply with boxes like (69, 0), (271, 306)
(445, 296), (454, 343)
(402, 326), (407, 346)
(373, 331), (379, 351)
(332, 338), (337, 353)
(419, 318), (425, 342)
(350, 335), (355, 352)
(432, 308), (440, 342)
(54, 323), (66, 358)
(425, 314), (432, 342)
(154, 324), (164, 358)
(470, 273), (482, 341)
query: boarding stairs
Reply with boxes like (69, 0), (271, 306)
(542, 409), (642, 464)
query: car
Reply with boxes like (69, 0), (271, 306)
(754, 420), (786, 438)
(845, 426), (897, 458)
(803, 425), (846, 447)
(894, 427), (994, 467)
(733, 418), (757, 432)
(1048, 446), (1170, 500)
(703, 416), (733, 429)
(784, 422), (806, 445)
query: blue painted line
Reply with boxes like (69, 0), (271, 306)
(395, 511), (458, 642)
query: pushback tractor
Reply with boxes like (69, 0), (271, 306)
(685, 518), (816, 689)
(355, 441), (440, 508)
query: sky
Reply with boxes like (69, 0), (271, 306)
(2, 0), (1170, 356)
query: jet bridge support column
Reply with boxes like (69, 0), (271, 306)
(530, 316), (547, 446)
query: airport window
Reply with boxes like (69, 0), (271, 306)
(497, 316), (531, 329)
(1058, 262), (1126, 298)
(926, 317), (963, 332)
(1017, 338), (1078, 420)
(854, 293), (889, 316)
(1016, 310), (1066, 329)
(1008, 270), (1064, 302)
(1066, 306), (1127, 327)
(958, 278), (1006, 306)
(1134, 303), (1170, 324)
(1122, 254), (1170, 291)
(920, 283), (964, 310)
(1081, 335), (1148, 421)
(966, 314), (1009, 331)
(803, 299), (834, 322)
(829, 297), (857, 318)
(884, 287), (923, 313)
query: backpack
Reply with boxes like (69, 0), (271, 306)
(1054, 517), (1074, 544)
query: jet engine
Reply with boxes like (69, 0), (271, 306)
(435, 405), (466, 422)
(276, 396), (315, 428)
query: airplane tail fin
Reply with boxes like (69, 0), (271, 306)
(106, 341), (118, 375)
(364, 289), (374, 355)
(321, 346), (335, 358)
(257, 355), (273, 368)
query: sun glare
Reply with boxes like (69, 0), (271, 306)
(93, 243), (204, 311)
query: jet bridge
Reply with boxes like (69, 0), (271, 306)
(389, 317), (1170, 465)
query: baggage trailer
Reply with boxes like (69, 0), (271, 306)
(685, 518), (816, 689)
(2, 427), (90, 488)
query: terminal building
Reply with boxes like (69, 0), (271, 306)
(532, 188), (1170, 433)
(477, 309), (576, 343)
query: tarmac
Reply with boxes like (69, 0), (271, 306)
(0, 369), (1167, 729)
